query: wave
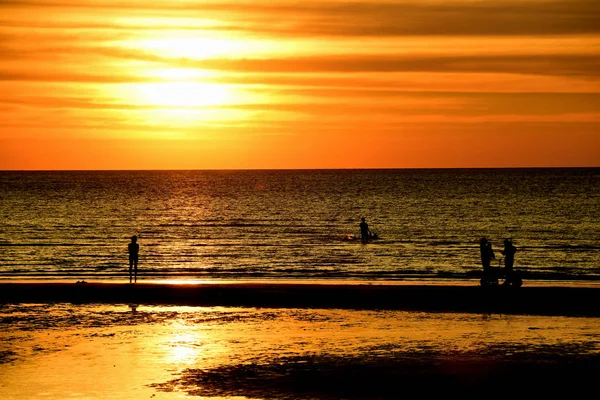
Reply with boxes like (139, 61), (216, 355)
(1, 268), (599, 282)
(530, 244), (600, 251)
(0, 243), (108, 247)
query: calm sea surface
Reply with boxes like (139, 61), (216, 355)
(1, 169), (599, 282)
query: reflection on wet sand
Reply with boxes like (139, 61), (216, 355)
(1, 304), (599, 399)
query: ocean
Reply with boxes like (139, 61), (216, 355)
(1, 168), (599, 282)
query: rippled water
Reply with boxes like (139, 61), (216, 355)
(1, 169), (599, 281)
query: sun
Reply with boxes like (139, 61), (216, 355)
(137, 81), (232, 107)
(137, 36), (241, 59)
(115, 67), (255, 133)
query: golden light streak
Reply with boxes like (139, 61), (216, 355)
(125, 33), (285, 59)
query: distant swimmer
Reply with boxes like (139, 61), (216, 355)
(128, 235), (139, 284)
(359, 217), (371, 244)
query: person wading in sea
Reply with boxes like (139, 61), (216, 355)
(128, 235), (140, 284)
(500, 238), (517, 286)
(359, 217), (371, 244)
(480, 237), (495, 275)
(479, 237), (498, 286)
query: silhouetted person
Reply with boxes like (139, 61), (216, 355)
(480, 237), (495, 274)
(359, 217), (371, 244)
(128, 235), (139, 284)
(500, 238), (517, 286)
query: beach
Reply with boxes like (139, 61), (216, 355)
(1, 171), (599, 399)
(2, 0), (599, 396)
(1, 280), (600, 399)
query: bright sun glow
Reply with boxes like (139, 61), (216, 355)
(153, 68), (217, 81)
(137, 82), (232, 107)
(140, 37), (243, 59)
(134, 36), (257, 59)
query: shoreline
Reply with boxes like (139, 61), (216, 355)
(2, 277), (600, 287)
(1, 281), (599, 317)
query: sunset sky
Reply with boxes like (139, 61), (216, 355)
(1, 0), (598, 169)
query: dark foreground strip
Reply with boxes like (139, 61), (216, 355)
(1, 282), (599, 317)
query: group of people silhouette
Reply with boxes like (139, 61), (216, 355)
(126, 222), (521, 286)
(480, 237), (521, 287)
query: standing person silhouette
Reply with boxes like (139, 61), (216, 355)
(500, 238), (517, 286)
(479, 237), (495, 274)
(359, 217), (371, 244)
(128, 235), (139, 284)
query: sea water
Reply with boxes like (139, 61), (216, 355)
(1, 169), (599, 282)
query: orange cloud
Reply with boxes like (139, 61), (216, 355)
(1, 0), (599, 169)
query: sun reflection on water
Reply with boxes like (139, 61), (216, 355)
(2, 304), (599, 399)
(169, 332), (201, 365)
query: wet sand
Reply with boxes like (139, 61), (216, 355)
(2, 281), (600, 398)
(2, 303), (600, 399)
(1, 280), (600, 317)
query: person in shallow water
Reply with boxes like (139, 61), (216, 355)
(359, 217), (371, 244)
(480, 237), (495, 274)
(500, 238), (517, 286)
(479, 237), (497, 285)
(128, 235), (139, 284)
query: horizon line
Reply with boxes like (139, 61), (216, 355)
(1, 166), (599, 172)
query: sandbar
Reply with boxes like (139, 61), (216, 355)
(1, 280), (599, 317)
